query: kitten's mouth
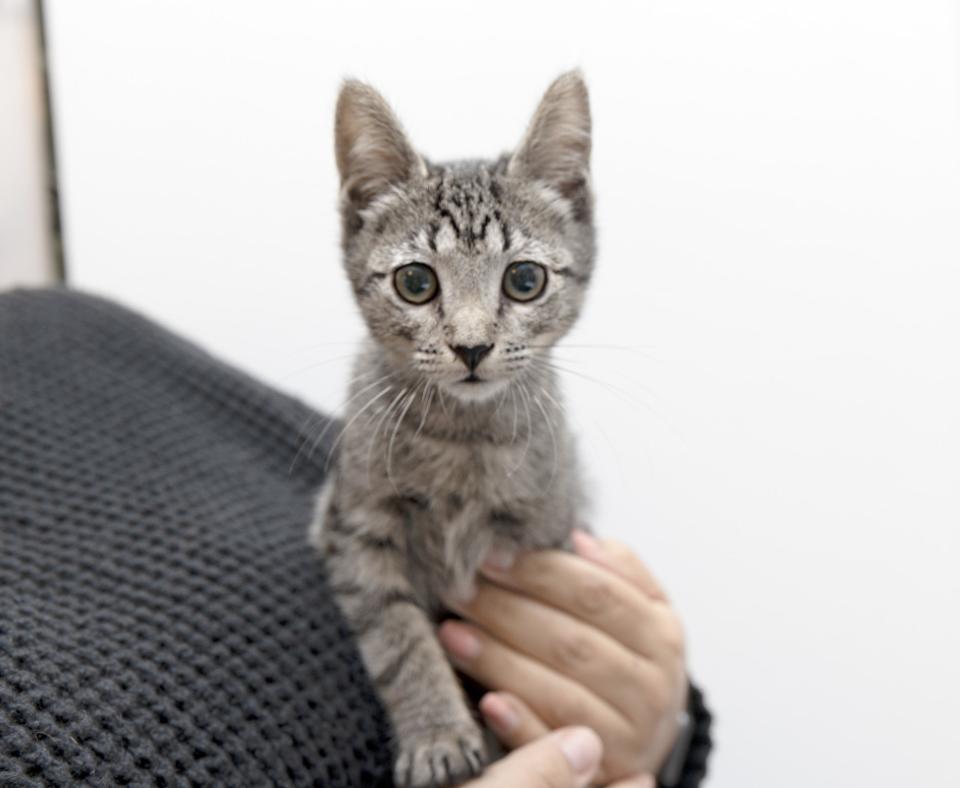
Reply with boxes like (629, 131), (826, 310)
(446, 374), (507, 402)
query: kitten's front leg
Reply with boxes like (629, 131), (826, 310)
(315, 499), (487, 788)
(354, 589), (487, 787)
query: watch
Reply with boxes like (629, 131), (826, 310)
(657, 708), (693, 786)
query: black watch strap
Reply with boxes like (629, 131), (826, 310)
(656, 680), (713, 788)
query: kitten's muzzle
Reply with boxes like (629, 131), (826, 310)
(451, 344), (494, 372)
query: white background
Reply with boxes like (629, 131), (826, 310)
(45, 1), (960, 785)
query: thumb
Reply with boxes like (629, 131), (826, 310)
(466, 726), (603, 788)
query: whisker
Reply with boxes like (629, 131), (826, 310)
(537, 385), (565, 416)
(524, 359), (650, 494)
(533, 390), (560, 491)
(507, 381), (534, 478)
(294, 340), (365, 350)
(530, 357), (654, 413)
(534, 351), (665, 402)
(320, 384), (395, 473)
(412, 383), (436, 442)
(530, 342), (660, 360)
(365, 387), (409, 483)
(290, 369), (399, 473)
(278, 353), (359, 383)
(495, 380), (511, 410)
(529, 356), (681, 439)
(436, 385), (451, 419)
(386, 382), (422, 495)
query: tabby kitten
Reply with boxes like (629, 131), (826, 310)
(311, 71), (595, 787)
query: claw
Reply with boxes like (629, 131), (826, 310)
(393, 724), (490, 787)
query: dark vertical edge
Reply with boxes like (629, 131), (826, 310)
(34, 0), (67, 283)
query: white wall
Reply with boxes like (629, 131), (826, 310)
(46, 2), (960, 786)
(0, 0), (55, 289)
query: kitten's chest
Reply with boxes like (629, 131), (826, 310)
(403, 434), (573, 559)
(403, 435), (530, 510)
(333, 401), (579, 603)
(402, 438), (552, 604)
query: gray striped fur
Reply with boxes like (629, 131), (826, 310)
(312, 71), (595, 787)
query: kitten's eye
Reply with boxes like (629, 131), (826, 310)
(394, 263), (439, 304)
(503, 261), (547, 302)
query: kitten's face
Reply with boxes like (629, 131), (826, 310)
(335, 73), (594, 403)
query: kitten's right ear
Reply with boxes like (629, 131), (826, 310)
(335, 80), (426, 213)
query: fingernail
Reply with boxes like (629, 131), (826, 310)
(572, 530), (601, 559)
(438, 621), (481, 661)
(480, 693), (519, 733)
(555, 726), (602, 776)
(483, 547), (515, 571)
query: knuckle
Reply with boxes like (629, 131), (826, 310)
(473, 584), (512, 621)
(629, 653), (651, 684)
(661, 616), (686, 659)
(520, 569), (553, 599)
(645, 679), (672, 717)
(542, 691), (588, 727)
(552, 631), (595, 671)
(576, 577), (617, 617)
(602, 728), (650, 779)
(601, 751), (637, 784)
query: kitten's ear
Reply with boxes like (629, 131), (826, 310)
(508, 71), (592, 208)
(335, 80), (426, 211)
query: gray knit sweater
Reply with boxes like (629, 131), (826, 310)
(0, 289), (711, 787)
(0, 289), (393, 786)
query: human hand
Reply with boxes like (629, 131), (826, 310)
(440, 531), (686, 784)
(458, 725), (652, 788)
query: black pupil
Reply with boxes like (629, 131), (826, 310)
(403, 268), (431, 296)
(511, 264), (539, 293)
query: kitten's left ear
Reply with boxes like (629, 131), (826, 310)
(508, 70), (592, 214)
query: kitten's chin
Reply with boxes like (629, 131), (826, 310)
(442, 376), (510, 404)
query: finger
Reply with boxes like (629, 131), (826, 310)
(578, 536), (688, 665)
(572, 531), (667, 602)
(479, 691), (550, 750)
(480, 549), (673, 660)
(463, 726), (603, 788)
(454, 581), (658, 716)
(438, 620), (633, 742)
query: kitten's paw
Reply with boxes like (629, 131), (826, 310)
(394, 722), (487, 787)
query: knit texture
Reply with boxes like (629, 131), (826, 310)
(0, 288), (712, 787)
(0, 289), (393, 787)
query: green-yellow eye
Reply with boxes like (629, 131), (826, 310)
(394, 263), (439, 304)
(503, 261), (547, 302)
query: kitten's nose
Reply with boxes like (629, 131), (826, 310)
(451, 344), (493, 371)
